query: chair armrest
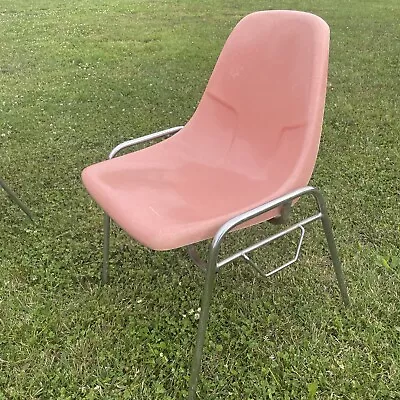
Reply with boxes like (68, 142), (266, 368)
(108, 125), (184, 159)
(211, 186), (327, 270)
(213, 186), (323, 246)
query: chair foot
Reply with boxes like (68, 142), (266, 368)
(102, 213), (111, 284)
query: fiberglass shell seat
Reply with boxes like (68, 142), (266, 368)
(83, 11), (328, 250)
(82, 10), (349, 400)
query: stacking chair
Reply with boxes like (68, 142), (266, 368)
(82, 10), (349, 398)
(0, 177), (33, 221)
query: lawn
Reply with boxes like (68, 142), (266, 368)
(1, 0), (400, 398)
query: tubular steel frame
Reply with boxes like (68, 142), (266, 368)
(100, 127), (350, 400)
(0, 177), (33, 221)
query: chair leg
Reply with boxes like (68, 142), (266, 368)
(188, 256), (218, 399)
(0, 178), (33, 221)
(318, 202), (350, 306)
(102, 213), (111, 284)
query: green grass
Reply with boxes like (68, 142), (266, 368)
(1, 0), (400, 398)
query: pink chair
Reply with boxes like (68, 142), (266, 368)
(82, 10), (349, 398)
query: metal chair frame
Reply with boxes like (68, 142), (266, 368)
(100, 127), (349, 399)
(0, 177), (33, 221)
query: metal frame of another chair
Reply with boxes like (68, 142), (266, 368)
(99, 126), (350, 400)
(0, 177), (33, 221)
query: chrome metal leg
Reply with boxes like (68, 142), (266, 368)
(187, 244), (207, 269)
(314, 192), (350, 306)
(0, 178), (33, 221)
(268, 201), (292, 225)
(320, 213), (350, 305)
(188, 244), (219, 399)
(185, 187), (349, 398)
(102, 213), (111, 284)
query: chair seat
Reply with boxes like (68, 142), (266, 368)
(82, 134), (285, 250)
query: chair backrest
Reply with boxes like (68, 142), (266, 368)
(180, 10), (330, 193)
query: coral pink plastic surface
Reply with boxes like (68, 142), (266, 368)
(82, 10), (330, 250)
